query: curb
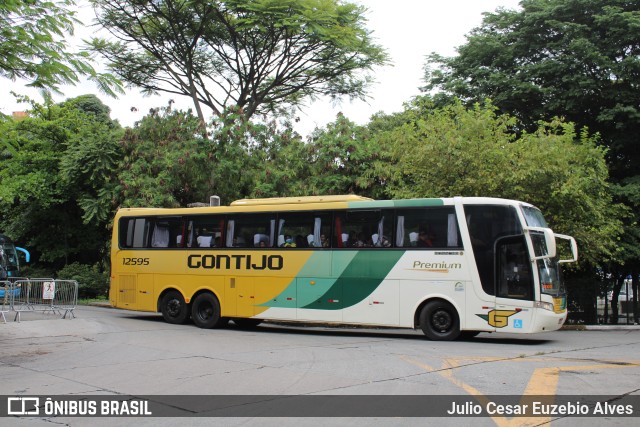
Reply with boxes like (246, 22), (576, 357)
(562, 324), (639, 331)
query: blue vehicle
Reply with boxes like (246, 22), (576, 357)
(0, 234), (29, 298)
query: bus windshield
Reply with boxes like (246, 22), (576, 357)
(520, 206), (565, 296)
(0, 237), (20, 278)
(537, 257), (565, 296)
(521, 205), (549, 228)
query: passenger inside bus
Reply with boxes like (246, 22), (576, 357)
(197, 232), (213, 247)
(417, 230), (435, 247)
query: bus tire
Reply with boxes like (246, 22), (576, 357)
(191, 293), (223, 329)
(419, 300), (460, 341)
(233, 318), (262, 329)
(160, 290), (190, 324)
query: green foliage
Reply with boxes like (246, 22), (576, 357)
(0, 95), (122, 267)
(252, 113), (387, 198)
(20, 264), (55, 280)
(56, 262), (109, 298)
(423, 1), (639, 219)
(302, 114), (386, 198)
(424, 0), (640, 167)
(116, 105), (216, 207)
(370, 98), (624, 266)
(88, 0), (388, 122)
(423, 0), (640, 303)
(0, 0), (122, 95)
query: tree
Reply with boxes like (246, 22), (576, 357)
(87, 0), (388, 123)
(251, 113), (386, 198)
(0, 95), (122, 268)
(423, 0), (640, 321)
(58, 95), (124, 224)
(300, 113), (385, 197)
(369, 98), (623, 267)
(424, 0), (640, 172)
(0, 0), (121, 95)
(115, 106), (214, 208)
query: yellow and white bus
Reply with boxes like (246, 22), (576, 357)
(109, 195), (577, 340)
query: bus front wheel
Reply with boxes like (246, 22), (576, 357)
(160, 290), (190, 324)
(419, 300), (460, 341)
(191, 293), (223, 329)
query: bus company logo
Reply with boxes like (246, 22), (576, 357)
(188, 254), (283, 271)
(476, 310), (518, 328)
(409, 261), (462, 273)
(7, 397), (40, 415)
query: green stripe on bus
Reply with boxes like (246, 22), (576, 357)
(258, 251), (356, 308)
(347, 200), (396, 209)
(347, 199), (444, 209)
(300, 250), (405, 310)
(392, 199), (444, 207)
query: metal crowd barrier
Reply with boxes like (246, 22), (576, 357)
(1, 280), (12, 323)
(1, 279), (78, 322)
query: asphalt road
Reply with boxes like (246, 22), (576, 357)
(1, 306), (638, 426)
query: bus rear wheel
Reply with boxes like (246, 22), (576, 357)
(419, 300), (460, 341)
(160, 290), (190, 324)
(191, 293), (223, 329)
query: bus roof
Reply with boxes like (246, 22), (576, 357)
(230, 195), (373, 206)
(114, 196), (536, 216)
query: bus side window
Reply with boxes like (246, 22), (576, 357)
(396, 207), (461, 249)
(120, 218), (150, 248)
(277, 212), (330, 248)
(335, 210), (388, 248)
(226, 214), (274, 248)
(151, 223), (170, 247)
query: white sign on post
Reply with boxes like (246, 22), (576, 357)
(43, 282), (55, 300)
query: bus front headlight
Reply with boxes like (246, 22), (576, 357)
(534, 301), (554, 312)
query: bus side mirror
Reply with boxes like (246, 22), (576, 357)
(543, 228), (556, 259)
(554, 234), (578, 263)
(525, 227), (556, 260)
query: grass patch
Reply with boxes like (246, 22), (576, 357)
(78, 296), (109, 306)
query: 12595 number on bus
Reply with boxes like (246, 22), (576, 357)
(122, 257), (150, 266)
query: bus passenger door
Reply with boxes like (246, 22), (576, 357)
(493, 235), (535, 332)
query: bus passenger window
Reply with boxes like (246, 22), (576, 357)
(277, 212), (330, 249)
(396, 207), (461, 249)
(254, 234), (269, 247)
(334, 210), (389, 249)
(226, 214), (274, 248)
(151, 223), (170, 247)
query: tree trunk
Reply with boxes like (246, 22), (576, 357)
(632, 268), (638, 324)
(611, 276), (623, 324)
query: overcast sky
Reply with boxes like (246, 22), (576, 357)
(1, 0), (522, 137)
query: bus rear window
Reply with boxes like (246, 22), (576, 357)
(121, 218), (150, 248)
